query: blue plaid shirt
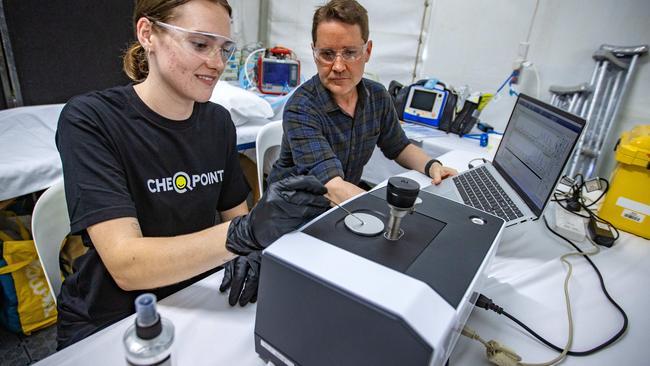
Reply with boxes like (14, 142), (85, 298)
(268, 75), (410, 186)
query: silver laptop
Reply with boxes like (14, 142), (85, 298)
(423, 94), (585, 226)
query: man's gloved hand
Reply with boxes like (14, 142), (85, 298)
(226, 175), (330, 256)
(219, 251), (261, 306)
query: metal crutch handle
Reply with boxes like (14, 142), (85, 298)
(600, 44), (649, 57)
(592, 50), (629, 69)
(548, 83), (592, 95)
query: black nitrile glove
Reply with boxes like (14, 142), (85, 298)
(219, 251), (261, 306)
(226, 175), (330, 256)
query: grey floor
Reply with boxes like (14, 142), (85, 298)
(0, 324), (57, 365)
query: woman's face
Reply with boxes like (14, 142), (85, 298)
(149, 0), (231, 104)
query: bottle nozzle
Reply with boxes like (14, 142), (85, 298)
(135, 293), (160, 329)
(124, 293), (174, 364)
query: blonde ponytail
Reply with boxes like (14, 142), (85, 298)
(122, 41), (149, 82)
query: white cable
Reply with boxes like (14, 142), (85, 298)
(462, 230), (601, 366)
(520, 235), (600, 366)
(525, 0), (541, 43)
(511, 0), (539, 88)
(243, 48), (266, 91)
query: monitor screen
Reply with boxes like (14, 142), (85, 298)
(263, 62), (292, 85)
(493, 94), (584, 216)
(410, 89), (437, 111)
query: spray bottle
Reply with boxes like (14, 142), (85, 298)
(123, 293), (174, 366)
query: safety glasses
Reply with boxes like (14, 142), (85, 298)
(312, 43), (368, 64)
(152, 20), (237, 63)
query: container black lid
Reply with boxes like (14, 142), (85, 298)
(386, 177), (420, 208)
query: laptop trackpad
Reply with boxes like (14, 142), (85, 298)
(424, 180), (460, 202)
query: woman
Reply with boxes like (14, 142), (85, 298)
(55, 0), (329, 349)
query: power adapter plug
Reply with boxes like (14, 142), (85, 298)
(565, 198), (581, 212)
(587, 218), (615, 247)
(584, 177), (603, 192)
(559, 176), (575, 187)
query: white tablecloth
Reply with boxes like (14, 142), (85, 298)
(0, 104), (65, 201)
(0, 105), (269, 201)
(452, 211), (650, 366)
(35, 166), (650, 366)
(361, 123), (501, 185)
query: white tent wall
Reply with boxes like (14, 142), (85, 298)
(234, 0), (649, 178)
(421, 0), (650, 177)
(231, 0), (262, 45)
(263, 0), (427, 85)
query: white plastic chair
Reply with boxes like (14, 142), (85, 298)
(255, 120), (284, 195)
(31, 180), (70, 304)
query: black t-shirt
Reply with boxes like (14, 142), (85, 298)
(55, 84), (250, 347)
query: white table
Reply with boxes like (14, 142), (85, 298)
(0, 104), (65, 201)
(451, 209), (650, 366)
(0, 105), (270, 201)
(36, 160), (650, 365)
(361, 123), (501, 185)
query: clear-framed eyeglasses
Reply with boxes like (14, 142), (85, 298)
(312, 43), (368, 64)
(151, 20), (237, 63)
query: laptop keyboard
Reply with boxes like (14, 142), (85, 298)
(453, 166), (524, 221)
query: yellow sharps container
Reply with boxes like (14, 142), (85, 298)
(599, 125), (650, 239)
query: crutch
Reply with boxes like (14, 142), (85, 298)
(569, 49), (625, 178)
(587, 44), (649, 176)
(565, 44), (648, 178)
(549, 83), (592, 115)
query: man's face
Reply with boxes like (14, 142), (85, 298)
(313, 20), (372, 101)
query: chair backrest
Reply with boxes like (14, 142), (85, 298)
(31, 181), (70, 304)
(255, 120), (284, 194)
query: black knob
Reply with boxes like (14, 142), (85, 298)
(386, 177), (420, 208)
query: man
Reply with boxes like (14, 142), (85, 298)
(268, 0), (457, 204)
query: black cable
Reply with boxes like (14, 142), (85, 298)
(475, 296), (573, 354)
(553, 176), (620, 241)
(538, 218), (627, 352)
(474, 219), (629, 357)
(571, 177), (620, 241)
(468, 158), (488, 170)
(584, 179), (609, 208)
(566, 180), (583, 211)
(553, 192), (592, 219)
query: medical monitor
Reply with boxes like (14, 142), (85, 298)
(402, 86), (447, 127)
(258, 59), (300, 95)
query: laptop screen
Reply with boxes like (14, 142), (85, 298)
(493, 94), (585, 217)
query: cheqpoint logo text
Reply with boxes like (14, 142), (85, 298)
(147, 170), (224, 194)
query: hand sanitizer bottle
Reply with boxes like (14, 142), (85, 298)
(123, 293), (175, 365)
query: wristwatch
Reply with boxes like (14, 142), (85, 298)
(424, 159), (442, 178)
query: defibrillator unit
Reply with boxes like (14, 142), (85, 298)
(256, 47), (300, 95)
(402, 85), (448, 127)
(389, 79), (479, 135)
